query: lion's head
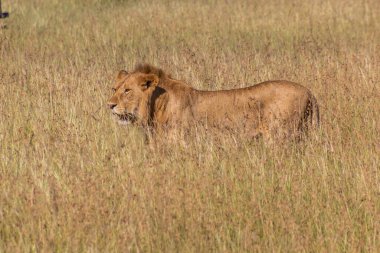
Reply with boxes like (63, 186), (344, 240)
(107, 69), (159, 125)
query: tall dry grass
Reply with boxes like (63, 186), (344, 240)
(0, 0), (379, 252)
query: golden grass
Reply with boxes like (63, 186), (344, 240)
(0, 0), (379, 252)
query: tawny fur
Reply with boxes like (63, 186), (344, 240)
(108, 64), (319, 140)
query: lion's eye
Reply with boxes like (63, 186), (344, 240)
(111, 88), (116, 92)
(125, 89), (131, 93)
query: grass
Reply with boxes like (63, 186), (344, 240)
(0, 0), (379, 252)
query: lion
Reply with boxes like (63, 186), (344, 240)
(107, 63), (319, 141)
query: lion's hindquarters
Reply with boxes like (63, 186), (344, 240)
(254, 83), (319, 140)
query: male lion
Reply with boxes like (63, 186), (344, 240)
(108, 64), (319, 141)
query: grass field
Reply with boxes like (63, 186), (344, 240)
(0, 0), (379, 252)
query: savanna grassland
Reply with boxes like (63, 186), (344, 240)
(0, 0), (379, 252)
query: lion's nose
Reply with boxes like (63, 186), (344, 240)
(108, 103), (117, 110)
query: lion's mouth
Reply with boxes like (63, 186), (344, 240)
(115, 113), (137, 125)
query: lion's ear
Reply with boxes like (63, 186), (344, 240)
(117, 70), (128, 80)
(141, 74), (159, 90)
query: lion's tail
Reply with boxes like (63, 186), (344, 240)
(299, 93), (320, 136)
(306, 93), (320, 129)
